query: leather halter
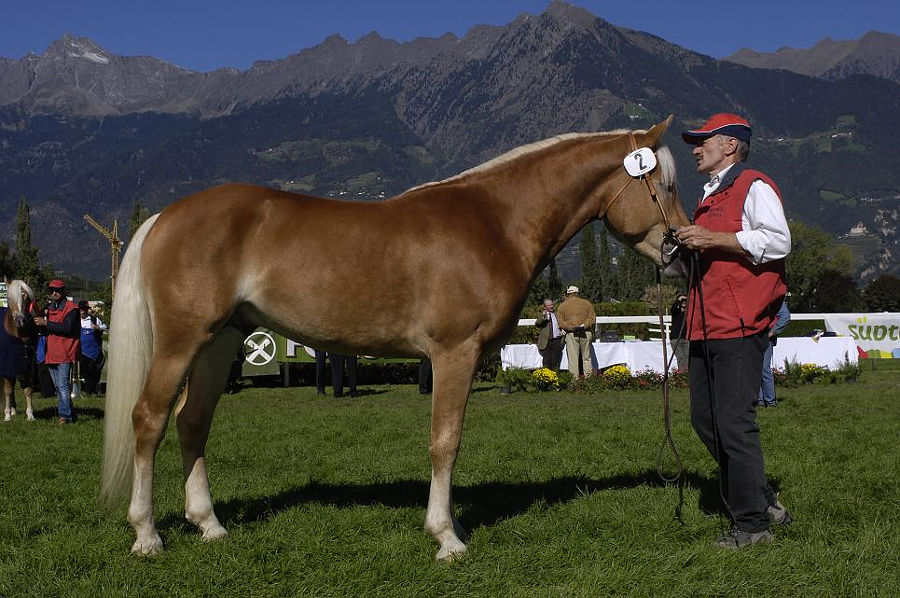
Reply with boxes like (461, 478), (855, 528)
(605, 132), (681, 266)
(605, 133), (675, 228)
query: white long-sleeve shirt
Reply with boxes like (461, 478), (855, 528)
(702, 164), (791, 264)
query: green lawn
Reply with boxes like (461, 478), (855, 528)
(1, 363), (897, 597)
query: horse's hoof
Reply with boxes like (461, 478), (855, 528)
(131, 536), (164, 556)
(26, 409), (35, 421)
(436, 542), (467, 562)
(201, 526), (229, 542)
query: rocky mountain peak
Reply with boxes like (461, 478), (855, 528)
(545, 0), (601, 29)
(44, 34), (111, 64)
(724, 30), (900, 82)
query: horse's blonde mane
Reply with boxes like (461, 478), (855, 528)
(655, 146), (677, 190)
(403, 130), (636, 195)
(7, 280), (35, 314)
(401, 127), (665, 196)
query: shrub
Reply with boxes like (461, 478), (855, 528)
(602, 364), (632, 388)
(531, 368), (560, 391)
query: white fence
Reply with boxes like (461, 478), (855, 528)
(516, 313), (866, 338)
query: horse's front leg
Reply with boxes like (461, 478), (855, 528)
(128, 353), (194, 555)
(424, 349), (478, 561)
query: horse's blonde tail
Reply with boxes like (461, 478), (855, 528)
(100, 214), (160, 509)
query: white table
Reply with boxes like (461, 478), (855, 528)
(771, 336), (858, 369)
(501, 336), (859, 373)
(501, 341), (674, 373)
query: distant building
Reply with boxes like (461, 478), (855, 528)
(848, 222), (869, 237)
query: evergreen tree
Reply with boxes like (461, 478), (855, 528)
(598, 223), (618, 300)
(548, 258), (564, 301)
(814, 268), (863, 312)
(579, 222), (602, 301)
(14, 197), (42, 286)
(0, 242), (14, 280)
(862, 274), (899, 312)
(617, 246), (655, 301)
(525, 268), (550, 306)
(129, 202), (152, 241)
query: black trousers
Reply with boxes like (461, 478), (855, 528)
(79, 353), (105, 395)
(418, 358), (433, 394)
(689, 332), (776, 533)
(315, 351), (357, 396)
(538, 336), (563, 371)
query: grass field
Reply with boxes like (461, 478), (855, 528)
(1, 362), (897, 597)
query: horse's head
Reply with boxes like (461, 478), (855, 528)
(4, 279), (39, 341)
(602, 115), (691, 266)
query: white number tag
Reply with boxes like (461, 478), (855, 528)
(624, 147), (657, 177)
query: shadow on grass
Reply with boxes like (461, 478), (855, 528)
(161, 468), (779, 534)
(29, 405), (104, 422)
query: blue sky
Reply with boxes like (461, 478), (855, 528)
(2, 1), (897, 72)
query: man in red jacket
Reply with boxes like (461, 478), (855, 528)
(675, 114), (793, 549)
(33, 279), (81, 424)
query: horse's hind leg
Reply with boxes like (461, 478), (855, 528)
(424, 346), (479, 561)
(175, 326), (244, 542)
(129, 351), (197, 555)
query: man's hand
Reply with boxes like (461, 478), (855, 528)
(33, 317), (46, 327)
(675, 225), (744, 254)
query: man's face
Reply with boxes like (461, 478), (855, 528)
(543, 301), (553, 312)
(49, 289), (63, 302)
(692, 134), (734, 175)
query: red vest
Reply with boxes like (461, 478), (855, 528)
(687, 167), (787, 340)
(45, 300), (80, 364)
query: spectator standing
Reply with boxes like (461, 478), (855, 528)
(758, 299), (790, 407)
(676, 113), (793, 549)
(669, 294), (689, 370)
(33, 279), (81, 424)
(315, 350), (358, 397)
(556, 286), (597, 377)
(535, 298), (564, 371)
(78, 300), (107, 395)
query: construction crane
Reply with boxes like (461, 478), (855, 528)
(83, 214), (123, 297)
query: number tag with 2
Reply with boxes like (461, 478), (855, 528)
(623, 147), (657, 178)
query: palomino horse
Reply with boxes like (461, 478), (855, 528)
(100, 115), (689, 560)
(2, 280), (38, 421)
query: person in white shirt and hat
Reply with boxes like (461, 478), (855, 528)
(675, 113), (793, 549)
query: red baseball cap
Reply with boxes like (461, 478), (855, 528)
(682, 113), (752, 144)
(48, 279), (66, 290)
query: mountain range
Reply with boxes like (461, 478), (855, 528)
(0, 1), (897, 283)
(724, 31), (900, 82)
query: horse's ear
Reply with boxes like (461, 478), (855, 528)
(644, 114), (674, 147)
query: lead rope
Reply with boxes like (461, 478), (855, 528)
(624, 133), (685, 521)
(655, 266), (685, 522)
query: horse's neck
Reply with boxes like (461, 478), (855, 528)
(482, 134), (625, 273)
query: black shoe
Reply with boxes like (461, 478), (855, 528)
(714, 527), (773, 549)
